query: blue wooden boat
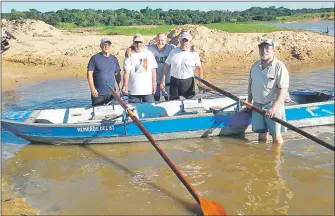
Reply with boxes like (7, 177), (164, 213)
(1, 90), (334, 145)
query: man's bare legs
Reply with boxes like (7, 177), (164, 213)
(259, 133), (283, 144)
(258, 133), (268, 143)
(272, 135), (283, 144)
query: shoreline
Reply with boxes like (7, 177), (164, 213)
(1, 23), (333, 93)
(1, 179), (39, 215)
(2, 60), (334, 92)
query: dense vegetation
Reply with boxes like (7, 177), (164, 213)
(2, 6), (334, 28)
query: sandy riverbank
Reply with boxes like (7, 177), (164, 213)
(1, 19), (334, 91)
(1, 179), (39, 215)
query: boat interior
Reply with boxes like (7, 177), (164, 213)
(289, 89), (334, 104)
(4, 89), (333, 125)
(25, 97), (244, 124)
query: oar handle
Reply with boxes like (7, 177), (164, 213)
(194, 76), (335, 152)
(106, 83), (201, 204)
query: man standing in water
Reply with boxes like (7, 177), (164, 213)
(87, 38), (121, 106)
(160, 31), (203, 100)
(122, 33), (158, 103)
(247, 39), (289, 144)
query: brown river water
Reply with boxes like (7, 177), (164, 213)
(1, 63), (334, 215)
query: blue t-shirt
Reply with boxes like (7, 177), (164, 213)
(87, 53), (121, 95)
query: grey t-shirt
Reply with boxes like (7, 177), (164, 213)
(147, 44), (175, 84)
(249, 58), (289, 104)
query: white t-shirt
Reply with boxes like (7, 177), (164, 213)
(249, 58), (289, 104)
(165, 47), (201, 79)
(124, 49), (158, 95)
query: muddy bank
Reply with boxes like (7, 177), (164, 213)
(2, 179), (39, 215)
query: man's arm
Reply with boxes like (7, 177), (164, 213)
(273, 63), (289, 107)
(160, 64), (170, 89)
(194, 52), (202, 81)
(122, 57), (132, 93)
(195, 65), (203, 79)
(114, 57), (122, 89)
(122, 69), (130, 93)
(87, 70), (98, 97)
(274, 88), (288, 107)
(266, 63), (289, 118)
(152, 68), (157, 93)
(125, 46), (133, 58)
(247, 70), (253, 103)
(115, 71), (121, 89)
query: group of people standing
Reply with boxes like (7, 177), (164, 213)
(87, 31), (202, 106)
(87, 32), (289, 144)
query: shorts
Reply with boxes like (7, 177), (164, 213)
(128, 94), (154, 103)
(169, 76), (195, 100)
(252, 102), (287, 136)
(91, 94), (117, 107)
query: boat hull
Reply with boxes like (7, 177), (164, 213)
(2, 100), (334, 145)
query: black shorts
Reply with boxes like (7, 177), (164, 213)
(91, 94), (116, 106)
(169, 76), (195, 100)
(128, 94), (154, 103)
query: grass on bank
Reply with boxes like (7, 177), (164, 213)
(99, 22), (293, 35)
(101, 25), (175, 36)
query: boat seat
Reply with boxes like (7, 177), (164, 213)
(182, 99), (208, 113)
(35, 119), (53, 123)
(209, 106), (224, 114)
(92, 105), (123, 121)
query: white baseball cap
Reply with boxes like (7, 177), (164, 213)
(179, 31), (192, 41)
(100, 37), (112, 44)
(133, 33), (144, 42)
(258, 38), (275, 47)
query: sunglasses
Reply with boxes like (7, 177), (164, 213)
(181, 38), (189, 43)
(134, 41), (143, 44)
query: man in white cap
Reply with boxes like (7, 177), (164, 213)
(122, 33), (158, 103)
(247, 38), (289, 144)
(160, 31), (203, 100)
(87, 38), (121, 106)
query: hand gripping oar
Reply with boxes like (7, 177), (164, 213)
(107, 83), (227, 216)
(194, 76), (335, 152)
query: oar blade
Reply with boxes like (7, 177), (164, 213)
(199, 197), (227, 216)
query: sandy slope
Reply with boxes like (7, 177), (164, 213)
(1, 20), (334, 90)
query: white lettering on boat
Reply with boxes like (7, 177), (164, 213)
(77, 125), (114, 132)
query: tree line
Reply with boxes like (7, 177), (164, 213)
(1, 6), (334, 27)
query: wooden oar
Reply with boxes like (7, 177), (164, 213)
(194, 76), (335, 152)
(107, 83), (227, 216)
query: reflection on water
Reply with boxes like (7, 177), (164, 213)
(1, 64), (334, 215)
(2, 128), (334, 215)
(204, 62), (334, 97)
